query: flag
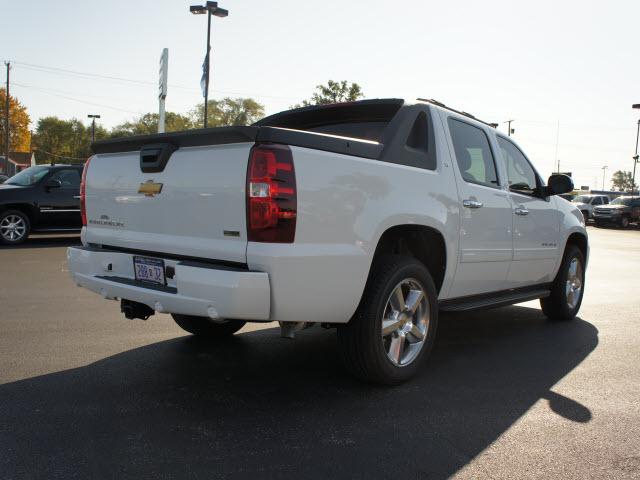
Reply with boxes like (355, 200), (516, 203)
(200, 47), (210, 98)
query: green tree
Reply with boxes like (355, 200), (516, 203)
(189, 97), (265, 127)
(0, 88), (31, 154)
(295, 80), (364, 107)
(610, 170), (637, 192)
(32, 117), (105, 163)
(110, 112), (195, 137)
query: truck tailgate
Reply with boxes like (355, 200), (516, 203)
(84, 143), (252, 263)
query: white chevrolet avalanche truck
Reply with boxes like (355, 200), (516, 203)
(67, 98), (588, 384)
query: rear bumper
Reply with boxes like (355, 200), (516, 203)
(67, 247), (271, 321)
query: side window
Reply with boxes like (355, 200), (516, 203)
(448, 118), (499, 188)
(497, 137), (538, 195)
(603, 197), (609, 204)
(49, 169), (81, 189)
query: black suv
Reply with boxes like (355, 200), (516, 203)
(0, 164), (84, 244)
(592, 196), (640, 228)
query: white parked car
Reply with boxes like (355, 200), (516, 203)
(571, 194), (610, 220)
(67, 98), (588, 384)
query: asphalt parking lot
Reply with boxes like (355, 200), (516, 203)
(1, 227), (639, 479)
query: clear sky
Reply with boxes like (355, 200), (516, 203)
(2, 0), (640, 188)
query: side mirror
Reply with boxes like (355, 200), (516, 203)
(45, 179), (62, 190)
(545, 174), (573, 197)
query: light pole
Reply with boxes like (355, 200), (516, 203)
(632, 104), (640, 195)
(190, 1), (228, 128)
(602, 165), (608, 191)
(87, 114), (100, 143)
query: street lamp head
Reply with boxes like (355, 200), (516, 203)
(191, 2), (227, 16)
(87, 114), (100, 119)
(212, 7), (228, 17)
(190, 5), (207, 14)
(633, 104), (640, 109)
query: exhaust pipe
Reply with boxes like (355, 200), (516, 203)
(121, 299), (154, 320)
(279, 321), (314, 339)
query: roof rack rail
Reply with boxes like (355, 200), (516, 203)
(416, 98), (497, 128)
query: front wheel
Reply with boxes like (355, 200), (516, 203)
(172, 314), (245, 338)
(619, 216), (630, 229)
(0, 210), (31, 245)
(337, 255), (438, 385)
(541, 245), (585, 321)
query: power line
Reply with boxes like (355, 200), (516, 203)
(34, 149), (86, 161)
(11, 82), (145, 115)
(10, 60), (300, 100)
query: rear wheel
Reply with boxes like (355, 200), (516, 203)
(172, 314), (245, 338)
(540, 245), (585, 321)
(337, 255), (438, 385)
(0, 210), (31, 245)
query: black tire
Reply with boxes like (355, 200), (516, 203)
(619, 216), (630, 229)
(540, 245), (585, 321)
(0, 209), (31, 245)
(337, 255), (438, 385)
(581, 210), (589, 221)
(172, 314), (245, 338)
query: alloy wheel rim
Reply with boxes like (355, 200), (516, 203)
(381, 278), (429, 367)
(0, 215), (26, 242)
(565, 257), (583, 310)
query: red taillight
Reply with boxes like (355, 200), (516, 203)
(80, 156), (93, 226)
(246, 144), (296, 243)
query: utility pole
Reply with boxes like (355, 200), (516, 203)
(554, 120), (560, 173)
(602, 165), (608, 191)
(632, 107), (640, 195)
(3, 62), (9, 175)
(504, 119), (514, 136)
(87, 114), (100, 143)
(633, 120), (639, 195)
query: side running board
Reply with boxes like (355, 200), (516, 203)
(439, 287), (551, 312)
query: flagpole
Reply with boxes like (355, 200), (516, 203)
(203, 9), (211, 128)
(191, 2), (228, 128)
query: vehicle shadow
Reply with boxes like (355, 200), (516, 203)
(0, 306), (598, 479)
(0, 234), (80, 250)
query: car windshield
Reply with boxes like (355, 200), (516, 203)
(5, 166), (50, 186)
(572, 195), (592, 204)
(611, 197), (634, 206)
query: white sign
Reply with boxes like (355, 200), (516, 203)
(159, 48), (168, 100)
(158, 48), (168, 134)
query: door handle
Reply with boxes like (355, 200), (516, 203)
(463, 199), (483, 209)
(515, 207), (529, 216)
(73, 196), (81, 199)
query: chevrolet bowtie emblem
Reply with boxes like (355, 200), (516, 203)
(138, 180), (163, 197)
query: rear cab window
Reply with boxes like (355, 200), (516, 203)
(254, 100), (403, 143)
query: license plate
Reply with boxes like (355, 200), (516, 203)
(133, 256), (166, 285)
